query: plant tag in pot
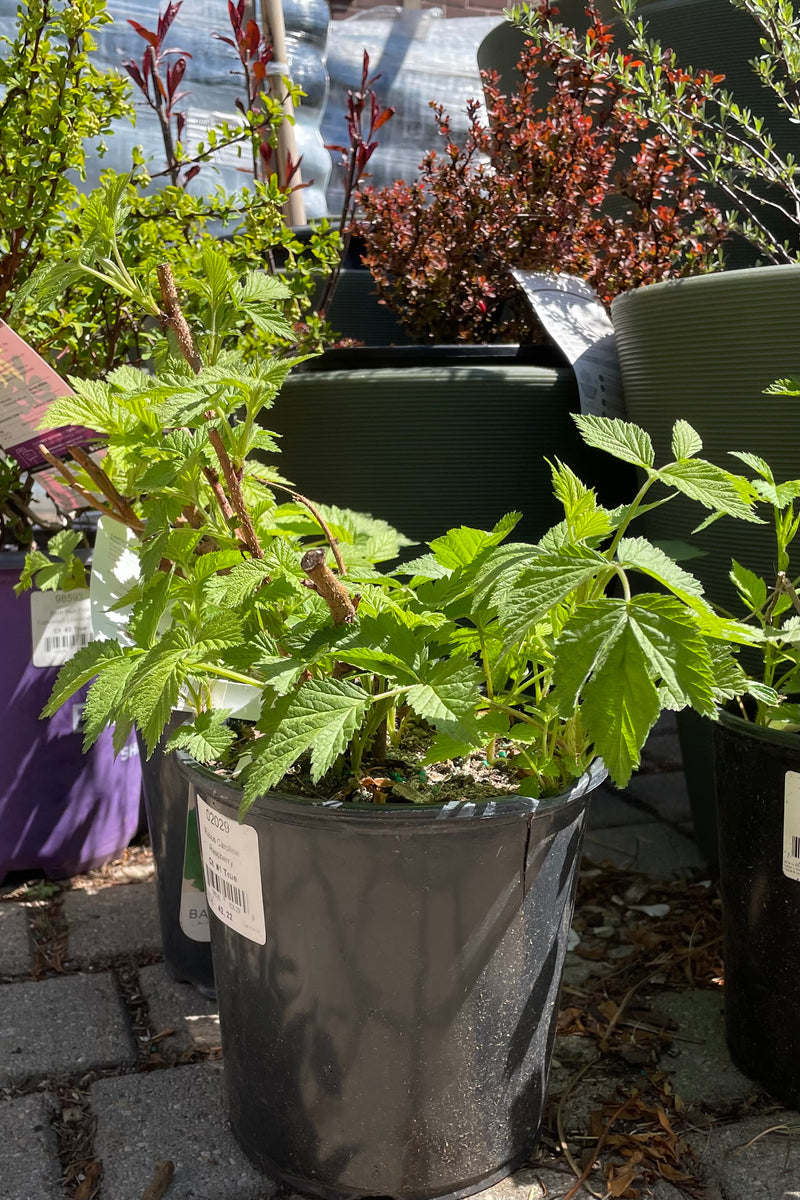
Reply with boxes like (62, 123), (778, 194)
(196, 793), (266, 944)
(30, 589), (92, 667)
(511, 271), (626, 419)
(180, 791), (211, 942)
(783, 771), (800, 882)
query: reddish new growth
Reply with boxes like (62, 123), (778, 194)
(122, 1), (200, 188)
(355, 1), (728, 344)
(213, 0), (274, 182)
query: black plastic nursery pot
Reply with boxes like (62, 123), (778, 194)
(713, 709), (800, 1107)
(138, 720), (215, 997)
(178, 755), (607, 1200)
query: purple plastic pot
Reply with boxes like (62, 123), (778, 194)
(0, 556), (142, 882)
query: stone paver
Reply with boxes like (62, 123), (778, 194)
(690, 1110), (800, 1200)
(653, 990), (764, 1107)
(582, 821), (705, 877)
(0, 1093), (61, 1200)
(623, 769), (693, 826)
(138, 963), (220, 1058)
(0, 903), (31, 975)
(90, 1064), (272, 1200)
(0, 973), (134, 1084)
(64, 881), (162, 962)
(586, 784), (656, 829)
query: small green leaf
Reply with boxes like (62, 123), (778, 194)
(573, 415), (655, 469)
(124, 632), (193, 755)
(428, 526), (494, 569)
(616, 537), (711, 611)
(81, 654), (142, 749)
(554, 599), (629, 716)
(729, 560), (768, 613)
(166, 711), (236, 763)
(729, 450), (774, 482)
(405, 658), (483, 737)
(204, 560), (273, 608)
(625, 596), (716, 717)
(671, 420), (703, 460)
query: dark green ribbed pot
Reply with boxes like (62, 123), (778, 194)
(611, 265), (800, 612)
(268, 346), (632, 548)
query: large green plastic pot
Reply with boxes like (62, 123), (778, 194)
(267, 345), (632, 548)
(611, 265), (800, 613)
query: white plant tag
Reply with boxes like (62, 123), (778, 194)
(511, 271), (626, 418)
(783, 771), (800, 882)
(31, 589), (92, 667)
(89, 516), (141, 645)
(196, 792), (266, 944)
(179, 790), (211, 942)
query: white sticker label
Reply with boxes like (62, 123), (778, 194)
(31, 589), (92, 667)
(783, 771), (800, 882)
(196, 792), (266, 944)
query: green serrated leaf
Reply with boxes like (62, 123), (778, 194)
(405, 658), (483, 737)
(128, 569), (174, 649)
(751, 477), (800, 510)
(670, 420), (703, 460)
(626, 596), (716, 716)
(124, 631), (193, 755)
(658, 460), (761, 522)
(573, 415), (655, 469)
(166, 710), (236, 763)
(244, 678), (369, 806)
(81, 654), (141, 750)
(42, 641), (132, 718)
(616, 537), (711, 611)
(554, 599), (629, 716)
(204, 559), (273, 608)
(729, 560), (769, 613)
(580, 622), (662, 788)
(499, 546), (606, 647)
(729, 450), (774, 482)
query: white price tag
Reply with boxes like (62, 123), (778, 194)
(31, 589), (92, 667)
(196, 792), (266, 944)
(783, 771), (800, 882)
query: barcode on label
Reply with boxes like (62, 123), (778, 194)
(205, 866), (247, 913)
(792, 836), (800, 860)
(44, 632), (90, 652)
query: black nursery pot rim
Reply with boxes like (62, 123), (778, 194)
(297, 342), (570, 373)
(176, 752), (607, 825)
(716, 703), (800, 751)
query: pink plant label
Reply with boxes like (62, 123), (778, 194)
(0, 320), (98, 471)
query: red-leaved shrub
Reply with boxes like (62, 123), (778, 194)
(354, 1), (729, 343)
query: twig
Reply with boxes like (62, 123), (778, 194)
(155, 263), (264, 560)
(66, 443), (139, 526)
(156, 264), (203, 373)
(256, 477), (347, 575)
(555, 1056), (605, 1199)
(562, 1094), (634, 1200)
(301, 547), (357, 625)
(201, 465), (236, 527)
(37, 445), (145, 533)
(141, 1159), (175, 1200)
